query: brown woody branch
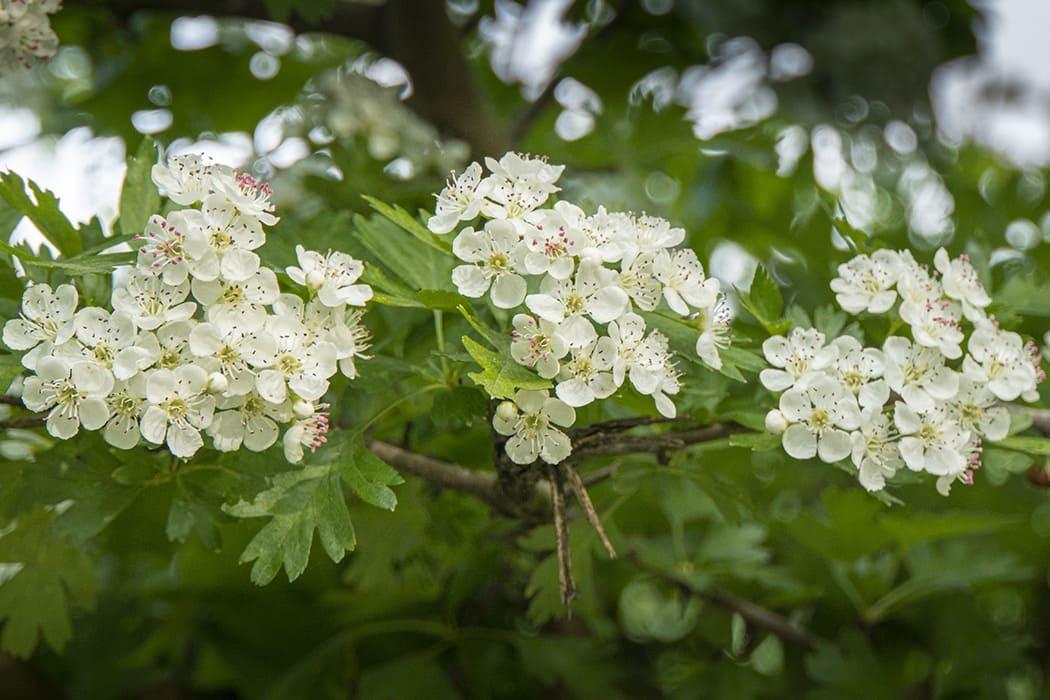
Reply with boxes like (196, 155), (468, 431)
(627, 550), (820, 651)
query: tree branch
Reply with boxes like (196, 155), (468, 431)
(1009, 405), (1050, 436)
(367, 440), (505, 510)
(627, 550), (819, 651)
(0, 394), (23, 407)
(0, 417), (45, 430)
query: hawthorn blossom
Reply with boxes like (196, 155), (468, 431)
(616, 214), (685, 266)
(481, 152), (563, 224)
(103, 376), (147, 449)
(451, 220), (528, 309)
(283, 404), (331, 463)
(618, 252), (661, 311)
(21, 356), (112, 439)
(492, 390), (575, 465)
(151, 154), (220, 206)
(191, 268), (279, 326)
(759, 328), (836, 392)
(209, 390), (291, 453)
(256, 316), (337, 403)
(829, 249), (899, 314)
(827, 336), (888, 409)
(217, 169), (278, 226)
(66, 307), (154, 380)
(0, 0), (60, 72)
(524, 261), (629, 342)
(112, 270), (196, 331)
(188, 318), (277, 395)
(510, 314), (569, 379)
(555, 336), (617, 407)
(962, 324), (1038, 401)
(951, 378), (1009, 441)
(899, 294), (963, 359)
(607, 312), (647, 388)
(882, 336), (959, 412)
(778, 374), (861, 463)
(652, 248), (720, 316)
(695, 294), (732, 370)
(894, 403), (970, 476)
(139, 365), (216, 458)
(850, 409), (902, 492)
(934, 248), (990, 320)
(522, 209), (585, 279)
(428, 161), (488, 234)
(286, 245), (372, 308)
(136, 215), (190, 285)
(2, 283), (78, 365)
(169, 195), (265, 282)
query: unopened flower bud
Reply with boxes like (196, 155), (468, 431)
(495, 400), (518, 422)
(305, 270), (325, 291)
(292, 399), (315, 419)
(765, 409), (788, 435)
(206, 372), (228, 394)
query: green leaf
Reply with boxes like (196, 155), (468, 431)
(417, 288), (470, 310)
(336, 435), (404, 512)
(362, 195), (452, 255)
(462, 335), (551, 400)
(352, 213), (455, 292)
(0, 171), (82, 256)
(736, 266), (784, 333)
(456, 304), (505, 348)
(832, 217), (872, 254)
(118, 137), (160, 237)
(223, 466), (357, 585)
(994, 436), (1050, 456)
(729, 431), (780, 451)
(0, 238), (133, 275)
(0, 508), (97, 657)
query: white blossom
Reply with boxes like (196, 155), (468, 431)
(139, 365), (216, 459)
(152, 154), (221, 206)
(934, 248), (990, 321)
(3, 284), (78, 366)
(694, 294), (732, 370)
(950, 377), (1009, 441)
(882, 336), (959, 411)
(894, 403), (970, 476)
(209, 390), (292, 453)
(283, 404), (331, 463)
(899, 294), (963, 359)
(522, 209), (584, 279)
(286, 245), (372, 308)
(22, 356), (112, 439)
(188, 317), (277, 395)
(191, 268), (279, 326)
(170, 195), (265, 282)
(759, 327), (836, 392)
(827, 336), (888, 409)
(510, 314), (569, 379)
(112, 269), (196, 331)
(215, 169), (278, 226)
(451, 220), (528, 309)
(428, 161), (488, 234)
(850, 409), (902, 492)
(555, 336), (617, 407)
(652, 248), (720, 316)
(103, 375), (147, 449)
(492, 390), (575, 465)
(778, 374), (860, 462)
(256, 316), (337, 403)
(962, 324), (1037, 401)
(829, 249), (899, 314)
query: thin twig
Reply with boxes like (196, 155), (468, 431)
(0, 394), (23, 407)
(1009, 405), (1050, 436)
(548, 464), (575, 613)
(569, 423), (743, 462)
(580, 463), (619, 487)
(627, 550), (819, 650)
(367, 441), (504, 509)
(0, 416), (45, 430)
(562, 462), (615, 559)
(568, 415), (689, 442)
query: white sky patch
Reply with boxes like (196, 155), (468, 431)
(0, 127), (126, 250)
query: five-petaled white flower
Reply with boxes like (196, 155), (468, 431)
(829, 249), (900, 314)
(139, 365), (216, 459)
(759, 328), (836, 392)
(492, 390), (575, 465)
(22, 356), (113, 439)
(451, 220), (528, 309)
(778, 374), (861, 463)
(286, 245), (373, 308)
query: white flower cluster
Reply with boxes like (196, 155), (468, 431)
(763, 248), (1043, 495)
(429, 152), (731, 465)
(2, 154), (373, 463)
(0, 0), (60, 73)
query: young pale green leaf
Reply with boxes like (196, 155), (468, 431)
(223, 466), (357, 585)
(456, 304), (505, 348)
(417, 288), (471, 310)
(119, 137), (160, 237)
(362, 195), (452, 254)
(729, 431), (780, 451)
(462, 335), (551, 400)
(0, 509), (98, 657)
(736, 266), (785, 333)
(994, 436), (1050, 456)
(352, 213), (455, 292)
(0, 171), (82, 256)
(336, 435), (404, 511)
